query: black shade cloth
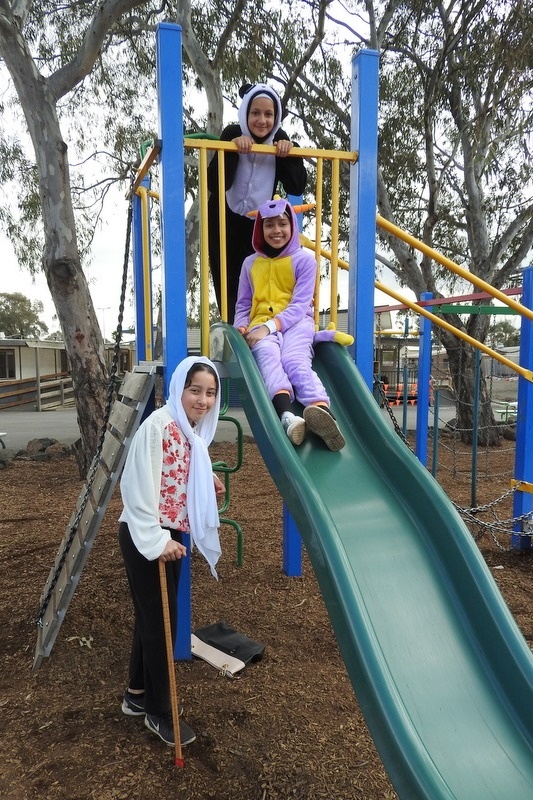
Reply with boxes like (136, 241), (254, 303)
(194, 621), (265, 664)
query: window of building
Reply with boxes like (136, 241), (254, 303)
(0, 349), (15, 379)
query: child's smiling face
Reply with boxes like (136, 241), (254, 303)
(262, 215), (291, 250)
(247, 97), (275, 139)
(181, 370), (218, 426)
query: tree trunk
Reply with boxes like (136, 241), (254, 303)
(37, 116), (108, 476)
(0, 12), (108, 475)
(439, 330), (502, 447)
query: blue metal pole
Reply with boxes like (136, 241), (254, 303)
(156, 22), (191, 659)
(156, 22), (188, 395)
(132, 176), (152, 363)
(512, 266), (533, 550)
(282, 194), (304, 576)
(415, 292), (432, 464)
(349, 49), (379, 389)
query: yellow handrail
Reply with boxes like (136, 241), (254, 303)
(135, 186), (156, 361)
(299, 235), (533, 384)
(184, 138), (358, 162)
(376, 214), (533, 322)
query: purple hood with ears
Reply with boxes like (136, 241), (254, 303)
(252, 198), (301, 257)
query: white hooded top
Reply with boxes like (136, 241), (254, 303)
(225, 83), (283, 216)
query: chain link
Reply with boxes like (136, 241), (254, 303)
(375, 378), (530, 550)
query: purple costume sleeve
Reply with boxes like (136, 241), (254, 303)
(233, 254), (255, 329)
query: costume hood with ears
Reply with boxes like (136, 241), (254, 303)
(252, 198), (301, 257)
(238, 83), (283, 143)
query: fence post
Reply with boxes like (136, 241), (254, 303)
(512, 265), (533, 550)
(415, 292), (432, 465)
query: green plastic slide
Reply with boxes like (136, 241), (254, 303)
(211, 323), (533, 799)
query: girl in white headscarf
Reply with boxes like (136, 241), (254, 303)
(118, 356), (224, 749)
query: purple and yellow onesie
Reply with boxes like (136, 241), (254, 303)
(234, 199), (338, 408)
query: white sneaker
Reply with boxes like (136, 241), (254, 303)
(281, 412), (307, 446)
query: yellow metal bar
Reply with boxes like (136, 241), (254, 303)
(301, 234), (346, 269)
(217, 150), (228, 322)
(198, 147), (210, 356)
(135, 186), (153, 360)
(300, 234), (533, 382)
(313, 159), (324, 325)
(329, 159), (340, 327)
(376, 214), (533, 323)
(184, 138), (358, 162)
(511, 479), (532, 493)
(375, 279), (533, 382)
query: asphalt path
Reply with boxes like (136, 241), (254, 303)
(0, 402), (457, 452)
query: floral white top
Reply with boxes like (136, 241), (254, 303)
(119, 406), (191, 560)
(159, 420), (191, 530)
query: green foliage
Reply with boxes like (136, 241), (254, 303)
(0, 293), (49, 339)
(0, 0), (532, 317)
(487, 319), (520, 348)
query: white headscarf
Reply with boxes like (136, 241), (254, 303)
(166, 356), (222, 578)
(226, 82), (283, 216)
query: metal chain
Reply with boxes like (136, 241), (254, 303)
(375, 377), (530, 549)
(37, 188), (134, 627)
(374, 378), (414, 450)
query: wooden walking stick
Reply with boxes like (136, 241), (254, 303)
(158, 559), (184, 767)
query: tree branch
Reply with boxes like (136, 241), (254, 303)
(48, 0), (149, 100)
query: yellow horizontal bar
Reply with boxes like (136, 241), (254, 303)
(511, 479), (532, 494)
(300, 234), (349, 269)
(300, 234), (533, 383)
(375, 279), (533, 383)
(376, 214), (533, 323)
(184, 138), (358, 162)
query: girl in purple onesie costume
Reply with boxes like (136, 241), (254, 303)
(234, 198), (346, 451)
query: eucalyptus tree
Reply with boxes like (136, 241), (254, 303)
(0, 291), (48, 338)
(0, 0), (331, 471)
(284, 0), (533, 443)
(0, 0), (155, 472)
(369, 0), (533, 442)
(1, 0), (531, 468)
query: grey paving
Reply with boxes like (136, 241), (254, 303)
(0, 406), (253, 451)
(0, 401), (457, 453)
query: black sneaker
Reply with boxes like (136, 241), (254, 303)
(122, 691), (183, 718)
(121, 691), (145, 716)
(303, 405), (345, 451)
(145, 714), (197, 747)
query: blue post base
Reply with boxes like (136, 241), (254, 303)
(283, 504), (302, 576)
(511, 533), (532, 552)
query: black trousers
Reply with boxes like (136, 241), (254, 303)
(208, 199), (255, 324)
(119, 522), (182, 717)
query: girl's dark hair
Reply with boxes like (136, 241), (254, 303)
(184, 362), (219, 394)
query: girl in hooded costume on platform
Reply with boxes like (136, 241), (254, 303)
(207, 82), (307, 323)
(234, 198), (348, 452)
(118, 356), (224, 750)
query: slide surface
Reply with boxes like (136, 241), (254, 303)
(211, 323), (533, 800)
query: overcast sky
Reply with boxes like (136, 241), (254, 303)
(1, 184), (136, 339)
